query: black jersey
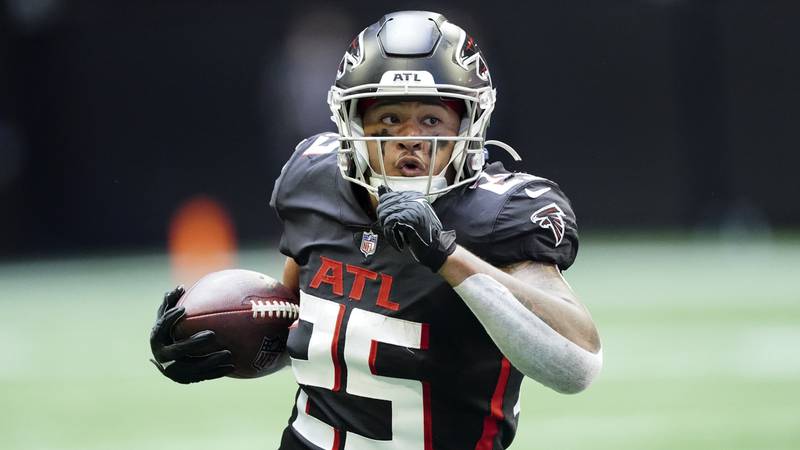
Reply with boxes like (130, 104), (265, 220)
(270, 132), (578, 450)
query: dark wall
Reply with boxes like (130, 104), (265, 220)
(1, 1), (797, 255)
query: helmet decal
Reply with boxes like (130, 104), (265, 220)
(457, 32), (491, 82)
(336, 31), (365, 80)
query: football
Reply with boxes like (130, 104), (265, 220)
(173, 269), (299, 378)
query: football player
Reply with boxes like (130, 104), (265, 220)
(151, 11), (602, 450)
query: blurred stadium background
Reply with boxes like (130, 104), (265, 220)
(1, 1), (798, 449)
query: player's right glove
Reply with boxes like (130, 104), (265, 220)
(149, 286), (235, 384)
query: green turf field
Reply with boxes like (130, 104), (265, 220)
(1, 236), (798, 450)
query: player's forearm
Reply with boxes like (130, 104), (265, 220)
(439, 249), (602, 393)
(282, 257), (301, 298)
(439, 246), (600, 353)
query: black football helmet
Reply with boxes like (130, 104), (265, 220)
(328, 11), (519, 201)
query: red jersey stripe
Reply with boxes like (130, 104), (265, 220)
(420, 323), (430, 350)
(473, 357), (512, 450)
(330, 303), (346, 392)
(368, 340), (379, 375)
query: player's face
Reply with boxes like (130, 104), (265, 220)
(361, 101), (461, 178)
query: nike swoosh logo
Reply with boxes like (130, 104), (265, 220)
(525, 187), (551, 199)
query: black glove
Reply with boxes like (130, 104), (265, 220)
(149, 286), (234, 384)
(376, 185), (457, 272)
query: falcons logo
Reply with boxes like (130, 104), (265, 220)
(336, 32), (365, 80)
(457, 32), (491, 82)
(530, 203), (567, 247)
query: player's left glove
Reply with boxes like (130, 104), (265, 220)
(376, 185), (457, 272)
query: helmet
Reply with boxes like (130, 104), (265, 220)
(328, 11), (517, 201)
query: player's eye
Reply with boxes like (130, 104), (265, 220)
(422, 116), (442, 126)
(380, 114), (401, 125)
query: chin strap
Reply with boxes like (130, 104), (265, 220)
(368, 174), (449, 202)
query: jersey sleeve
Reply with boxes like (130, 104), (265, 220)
(493, 180), (579, 269)
(270, 132), (340, 262)
(447, 171), (579, 270)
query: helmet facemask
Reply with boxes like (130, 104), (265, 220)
(329, 84), (495, 202)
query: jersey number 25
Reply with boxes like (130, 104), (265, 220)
(290, 291), (431, 450)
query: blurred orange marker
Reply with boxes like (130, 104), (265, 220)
(169, 195), (237, 285)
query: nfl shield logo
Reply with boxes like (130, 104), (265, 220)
(360, 231), (378, 257)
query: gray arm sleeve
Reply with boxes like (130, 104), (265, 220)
(453, 273), (602, 394)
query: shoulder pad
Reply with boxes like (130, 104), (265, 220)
(270, 133), (371, 264)
(270, 132), (339, 214)
(294, 132), (340, 157)
(439, 163), (579, 269)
